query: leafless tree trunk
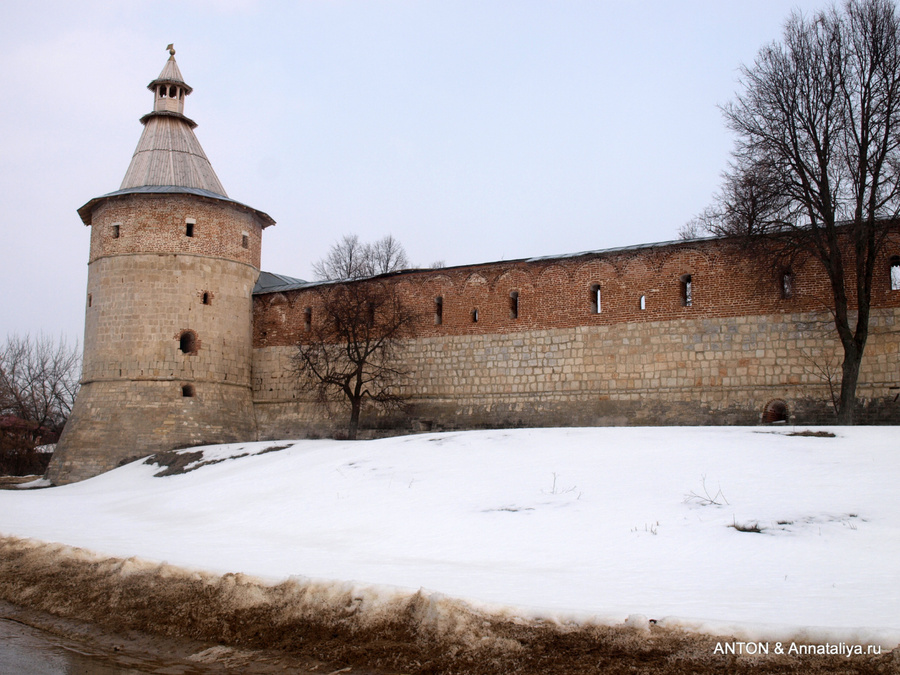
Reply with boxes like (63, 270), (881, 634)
(0, 334), (80, 473)
(701, 0), (900, 423)
(294, 280), (416, 439)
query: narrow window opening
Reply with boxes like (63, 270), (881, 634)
(639, 295), (646, 311)
(181, 384), (195, 398)
(179, 330), (198, 354)
(169, 85), (176, 98)
(242, 233), (249, 249)
(201, 291), (211, 305)
(590, 284), (601, 314)
(111, 224), (120, 239)
(471, 308), (479, 323)
(680, 274), (692, 307)
(158, 86), (167, 99)
(87, 293), (92, 308)
(434, 297), (443, 325)
(890, 256), (900, 291)
(185, 219), (195, 238)
(781, 270), (794, 299)
(509, 291), (519, 319)
(366, 302), (376, 327)
(303, 307), (312, 331)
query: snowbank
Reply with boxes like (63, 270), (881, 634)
(0, 427), (897, 652)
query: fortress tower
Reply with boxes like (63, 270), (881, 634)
(47, 47), (274, 484)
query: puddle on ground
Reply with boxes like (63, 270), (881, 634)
(0, 617), (130, 674)
(0, 601), (360, 674)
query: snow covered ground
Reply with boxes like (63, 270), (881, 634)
(0, 427), (897, 647)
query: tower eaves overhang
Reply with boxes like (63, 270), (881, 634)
(138, 110), (198, 129)
(77, 185), (276, 228)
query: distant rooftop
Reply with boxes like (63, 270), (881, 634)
(253, 271), (309, 294)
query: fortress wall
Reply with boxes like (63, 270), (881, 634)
(252, 308), (900, 438)
(49, 194), (263, 484)
(87, 194), (263, 266)
(49, 381), (257, 481)
(252, 235), (900, 436)
(255, 237), (900, 346)
(82, 254), (258, 385)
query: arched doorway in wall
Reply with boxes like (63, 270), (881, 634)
(763, 399), (789, 423)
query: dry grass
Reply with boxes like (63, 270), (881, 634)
(0, 536), (895, 674)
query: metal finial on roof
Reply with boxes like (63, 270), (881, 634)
(167, 43), (175, 56)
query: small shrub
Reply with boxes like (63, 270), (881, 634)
(683, 475), (728, 506)
(730, 518), (764, 533)
(0, 446), (52, 476)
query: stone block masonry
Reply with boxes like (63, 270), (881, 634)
(48, 381), (257, 481)
(48, 52), (900, 482)
(45, 51), (278, 484)
(252, 308), (900, 436)
(48, 193), (266, 484)
(252, 235), (900, 437)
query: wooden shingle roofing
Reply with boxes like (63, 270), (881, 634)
(119, 113), (227, 195)
(150, 50), (193, 94)
(79, 47), (275, 229)
(119, 49), (225, 196)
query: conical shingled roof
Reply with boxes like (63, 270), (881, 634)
(119, 116), (227, 194)
(119, 48), (226, 196)
(151, 50), (193, 93)
(78, 48), (274, 229)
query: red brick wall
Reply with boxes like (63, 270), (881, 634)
(89, 193), (264, 269)
(254, 234), (900, 348)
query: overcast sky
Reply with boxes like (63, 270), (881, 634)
(1, 0), (831, 344)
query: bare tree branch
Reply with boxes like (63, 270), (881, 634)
(313, 234), (411, 281)
(0, 334), (81, 457)
(294, 279), (417, 439)
(695, 0), (900, 423)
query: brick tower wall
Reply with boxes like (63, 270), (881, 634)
(251, 235), (900, 437)
(48, 193), (264, 484)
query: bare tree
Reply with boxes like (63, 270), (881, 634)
(370, 234), (410, 275)
(0, 334), (80, 433)
(678, 217), (704, 240)
(294, 280), (417, 439)
(698, 0), (900, 423)
(312, 234), (410, 281)
(0, 334), (80, 472)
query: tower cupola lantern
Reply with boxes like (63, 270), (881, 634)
(150, 44), (193, 116)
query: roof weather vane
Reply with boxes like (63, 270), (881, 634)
(167, 43), (175, 56)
